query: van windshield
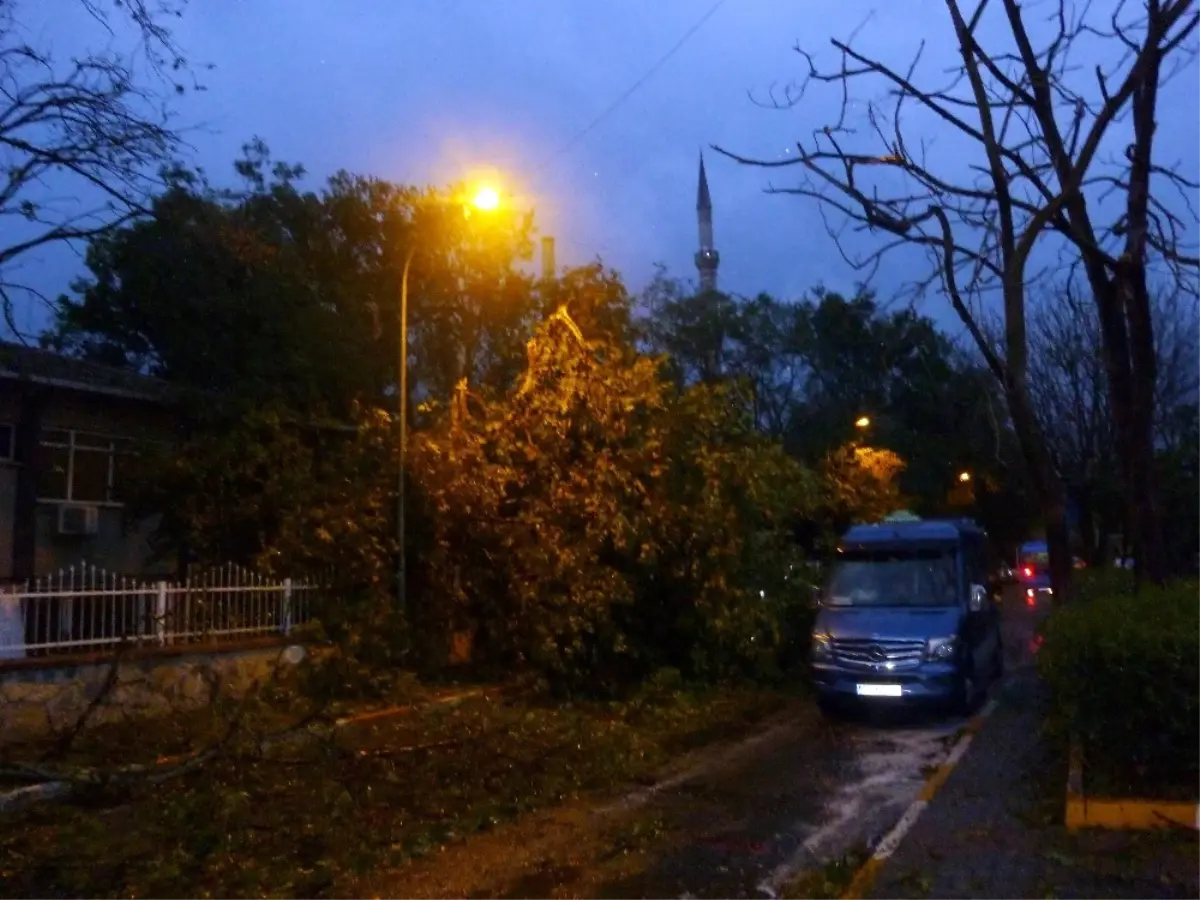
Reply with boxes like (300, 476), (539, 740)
(825, 548), (959, 608)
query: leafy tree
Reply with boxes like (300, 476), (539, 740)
(127, 401), (407, 669)
(641, 275), (737, 385)
(44, 142), (536, 418)
(411, 309), (817, 693)
(641, 276), (1017, 527)
(814, 442), (907, 545)
(538, 262), (640, 350)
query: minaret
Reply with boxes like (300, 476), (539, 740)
(694, 151), (720, 294)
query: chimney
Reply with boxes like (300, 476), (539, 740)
(541, 235), (556, 282)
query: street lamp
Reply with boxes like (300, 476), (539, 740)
(472, 186), (500, 211)
(855, 416), (871, 429)
(958, 470), (971, 483)
(396, 183), (503, 621)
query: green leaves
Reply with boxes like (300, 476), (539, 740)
(640, 276), (1021, 536)
(45, 147), (539, 419)
(1038, 573), (1200, 797)
(411, 311), (818, 692)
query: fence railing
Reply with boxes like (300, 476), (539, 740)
(0, 563), (322, 660)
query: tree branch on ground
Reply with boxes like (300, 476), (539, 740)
(0, 643), (336, 795)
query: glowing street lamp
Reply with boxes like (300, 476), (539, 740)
(472, 185), (500, 211)
(397, 182), (505, 618)
(855, 416), (871, 429)
(958, 470), (971, 483)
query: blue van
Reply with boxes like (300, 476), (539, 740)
(811, 519), (1004, 715)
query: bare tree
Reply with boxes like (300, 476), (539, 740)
(0, 0), (198, 336)
(1148, 283), (1200, 450)
(716, 0), (1198, 594)
(1028, 280), (1197, 564)
(1027, 283), (1118, 564)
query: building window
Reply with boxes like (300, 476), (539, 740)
(35, 430), (129, 503)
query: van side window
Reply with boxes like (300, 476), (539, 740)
(963, 536), (986, 586)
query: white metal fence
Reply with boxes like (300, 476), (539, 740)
(0, 563), (322, 660)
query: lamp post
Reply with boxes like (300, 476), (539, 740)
(396, 184), (504, 621)
(397, 242), (415, 622)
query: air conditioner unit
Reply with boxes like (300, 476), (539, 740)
(57, 503), (99, 536)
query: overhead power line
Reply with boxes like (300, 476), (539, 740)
(535, 0), (729, 174)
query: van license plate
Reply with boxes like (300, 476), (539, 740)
(856, 683), (902, 697)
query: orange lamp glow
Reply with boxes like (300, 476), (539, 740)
(472, 186), (500, 211)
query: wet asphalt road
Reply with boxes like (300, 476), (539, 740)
(594, 585), (1043, 900)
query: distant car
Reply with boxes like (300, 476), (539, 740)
(1015, 545), (1087, 601)
(1018, 540), (1052, 604)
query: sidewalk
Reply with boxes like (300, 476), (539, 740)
(863, 671), (1199, 899)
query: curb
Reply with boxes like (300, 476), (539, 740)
(840, 698), (998, 900)
(1065, 739), (1200, 831)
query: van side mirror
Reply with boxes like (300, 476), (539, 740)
(969, 584), (986, 612)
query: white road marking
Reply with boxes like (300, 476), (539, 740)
(756, 702), (997, 899)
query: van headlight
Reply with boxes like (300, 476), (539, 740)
(925, 636), (957, 662)
(811, 633), (832, 661)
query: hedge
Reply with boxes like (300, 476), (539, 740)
(1038, 572), (1199, 797)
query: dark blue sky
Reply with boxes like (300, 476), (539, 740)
(8, 0), (1198, 339)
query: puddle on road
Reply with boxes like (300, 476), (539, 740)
(757, 715), (967, 898)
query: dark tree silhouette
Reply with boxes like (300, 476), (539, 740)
(717, 0), (1198, 594)
(0, 1), (202, 335)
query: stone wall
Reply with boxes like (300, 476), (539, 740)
(0, 643), (314, 746)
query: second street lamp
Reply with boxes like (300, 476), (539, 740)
(396, 184), (504, 622)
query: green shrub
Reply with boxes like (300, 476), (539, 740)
(1038, 576), (1199, 796)
(1074, 567), (1136, 600)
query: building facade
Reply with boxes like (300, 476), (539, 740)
(0, 343), (176, 581)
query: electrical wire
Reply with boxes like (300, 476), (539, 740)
(534, 0), (729, 174)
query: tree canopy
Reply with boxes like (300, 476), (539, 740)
(43, 143), (1042, 688)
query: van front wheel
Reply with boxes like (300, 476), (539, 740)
(955, 672), (981, 716)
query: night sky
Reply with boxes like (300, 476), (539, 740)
(8, 0), (1198, 338)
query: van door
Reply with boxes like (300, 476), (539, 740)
(963, 535), (998, 676)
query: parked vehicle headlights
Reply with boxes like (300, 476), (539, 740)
(811, 632), (832, 661)
(925, 636), (957, 662)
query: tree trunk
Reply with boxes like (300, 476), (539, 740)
(1122, 266), (1167, 584)
(1005, 378), (1075, 603)
(1076, 490), (1102, 567)
(1093, 275), (1167, 587)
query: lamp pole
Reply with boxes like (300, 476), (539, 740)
(397, 244), (415, 621)
(394, 183), (503, 621)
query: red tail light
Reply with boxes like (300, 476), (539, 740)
(1022, 566), (1033, 577)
